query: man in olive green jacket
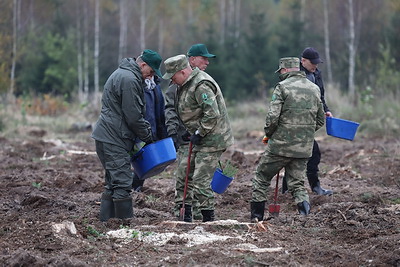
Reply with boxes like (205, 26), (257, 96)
(162, 54), (233, 222)
(251, 57), (325, 221)
(92, 49), (162, 221)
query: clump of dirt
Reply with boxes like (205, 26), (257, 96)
(0, 134), (399, 266)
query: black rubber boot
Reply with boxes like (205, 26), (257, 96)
(297, 201), (311, 215)
(113, 197), (133, 219)
(282, 175), (288, 194)
(183, 205), (192, 223)
(250, 201), (265, 223)
(201, 210), (215, 222)
(311, 180), (333, 196)
(99, 193), (115, 222)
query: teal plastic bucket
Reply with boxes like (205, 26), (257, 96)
(210, 168), (234, 194)
(326, 117), (360, 141)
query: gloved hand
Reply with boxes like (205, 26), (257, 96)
(262, 136), (269, 145)
(169, 134), (179, 151)
(181, 131), (191, 142)
(190, 133), (202, 145)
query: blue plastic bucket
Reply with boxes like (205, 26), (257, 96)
(210, 168), (234, 194)
(131, 137), (176, 179)
(326, 117), (360, 141)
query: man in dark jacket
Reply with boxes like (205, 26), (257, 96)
(282, 47), (333, 196)
(92, 49), (162, 221)
(132, 75), (168, 192)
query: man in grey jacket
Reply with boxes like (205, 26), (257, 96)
(92, 49), (162, 221)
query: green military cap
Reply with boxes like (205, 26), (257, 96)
(275, 57), (300, 73)
(187, 44), (216, 58)
(141, 49), (163, 77)
(162, 54), (189, 80)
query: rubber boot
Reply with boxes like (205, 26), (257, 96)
(201, 210), (215, 222)
(113, 197), (133, 219)
(297, 201), (311, 215)
(250, 202), (265, 222)
(192, 202), (202, 220)
(282, 175), (288, 194)
(183, 205), (192, 223)
(99, 193), (115, 222)
(310, 179), (333, 196)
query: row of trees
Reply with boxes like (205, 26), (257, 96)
(1, 0), (399, 106)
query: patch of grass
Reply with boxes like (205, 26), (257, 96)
(359, 192), (374, 203)
(32, 182), (42, 189)
(0, 116), (5, 132)
(87, 225), (103, 238)
(359, 192), (384, 204)
(391, 198), (400, 204)
(227, 100), (266, 139)
(146, 195), (160, 204)
(326, 84), (400, 137)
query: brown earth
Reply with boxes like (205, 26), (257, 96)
(0, 128), (399, 267)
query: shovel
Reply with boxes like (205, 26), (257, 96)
(180, 142), (193, 220)
(268, 171), (281, 217)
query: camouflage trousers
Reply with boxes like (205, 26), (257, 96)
(252, 151), (309, 204)
(173, 144), (199, 218)
(174, 145), (222, 216)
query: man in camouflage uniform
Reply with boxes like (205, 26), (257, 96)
(92, 49), (162, 221)
(164, 44), (216, 221)
(251, 57), (325, 221)
(162, 54), (233, 222)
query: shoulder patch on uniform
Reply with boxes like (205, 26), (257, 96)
(271, 94), (277, 101)
(202, 93), (208, 101)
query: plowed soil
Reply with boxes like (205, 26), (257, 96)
(0, 128), (399, 266)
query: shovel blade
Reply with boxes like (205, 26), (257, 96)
(268, 204), (280, 217)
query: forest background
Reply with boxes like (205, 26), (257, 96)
(0, 0), (399, 137)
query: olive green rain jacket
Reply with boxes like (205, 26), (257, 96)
(92, 58), (152, 151)
(264, 71), (325, 158)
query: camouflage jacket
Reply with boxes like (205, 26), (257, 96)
(164, 84), (189, 147)
(91, 58), (152, 151)
(264, 71), (325, 158)
(176, 68), (234, 152)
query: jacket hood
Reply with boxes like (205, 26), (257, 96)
(119, 58), (142, 79)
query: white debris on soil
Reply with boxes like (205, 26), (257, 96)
(51, 221), (78, 236)
(235, 243), (283, 253)
(107, 226), (241, 247)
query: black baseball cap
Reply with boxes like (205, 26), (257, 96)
(301, 47), (323, 64)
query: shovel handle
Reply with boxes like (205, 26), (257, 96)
(180, 142), (193, 220)
(273, 171), (280, 204)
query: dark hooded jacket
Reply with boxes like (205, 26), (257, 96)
(300, 64), (330, 113)
(143, 76), (168, 141)
(92, 58), (152, 151)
